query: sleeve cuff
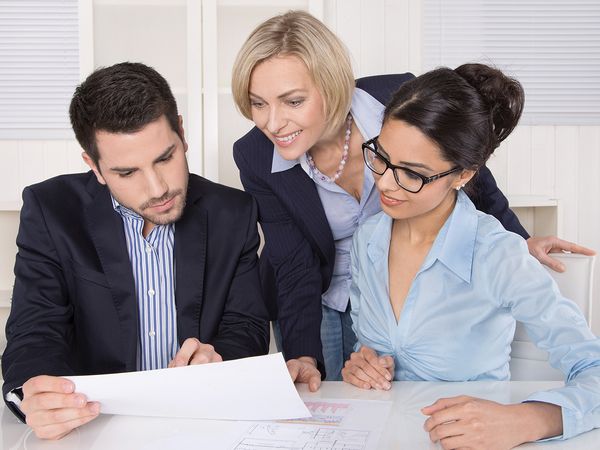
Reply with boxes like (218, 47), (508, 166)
(5, 387), (26, 423)
(523, 391), (582, 441)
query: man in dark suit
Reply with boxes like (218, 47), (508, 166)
(1, 62), (269, 439)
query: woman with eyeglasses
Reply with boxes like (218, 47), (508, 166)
(231, 10), (594, 390)
(343, 63), (600, 447)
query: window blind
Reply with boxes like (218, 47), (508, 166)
(423, 0), (600, 125)
(0, 0), (79, 139)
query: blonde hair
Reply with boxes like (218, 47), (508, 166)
(232, 10), (355, 137)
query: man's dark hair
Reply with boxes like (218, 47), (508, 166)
(69, 62), (181, 167)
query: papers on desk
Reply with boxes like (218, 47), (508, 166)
(62, 354), (392, 449)
(66, 353), (310, 421)
(233, 399), (393, 450)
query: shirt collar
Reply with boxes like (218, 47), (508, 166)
(111, 195), (143, 221)
(366, 190), (477, 283)
(351, 87), (385, 140)
(429, 191), (477, 283)
(366, 212), (393, 265)
(111, 195), (124, 212)
(270, 149), (311, 176)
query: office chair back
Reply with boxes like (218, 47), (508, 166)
(510, 253), (595, 381)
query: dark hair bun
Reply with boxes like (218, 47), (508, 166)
(454, 63), (524, 146)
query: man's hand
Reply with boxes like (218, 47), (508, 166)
(287, 357), (321, 392)
(168, 338), (223, 367)
(20, 375), (100, 440)
(527, 236), (595, 272)
(422, 396), (563, 450)
(341, 346), (393, 390)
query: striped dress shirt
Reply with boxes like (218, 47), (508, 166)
(112, 197), (178, 370)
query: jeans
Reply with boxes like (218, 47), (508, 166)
(272, 302), (357, 381)
(321, 302), (357, 381)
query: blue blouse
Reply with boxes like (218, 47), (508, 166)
(271, 88), (385, 312)
(350, 190), (600, 439)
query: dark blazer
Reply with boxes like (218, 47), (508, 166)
(2, 172), (269, 418)
(233, 73), (529, 372)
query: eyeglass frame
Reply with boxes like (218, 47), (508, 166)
(362, 136), (462, 194)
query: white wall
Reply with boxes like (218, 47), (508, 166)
(1, 0), (599, 344)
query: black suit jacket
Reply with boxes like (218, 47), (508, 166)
(233, 73), (528, 373)
(2, 172), (269, 418)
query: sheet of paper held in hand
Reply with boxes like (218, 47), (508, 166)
(66, 353), (311, 421)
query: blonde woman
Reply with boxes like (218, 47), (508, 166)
(231, 10), (594, 389)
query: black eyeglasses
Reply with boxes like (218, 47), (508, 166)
(362, 137), (461, 193)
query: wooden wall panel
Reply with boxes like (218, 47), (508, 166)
(577, 127), (600, 334)
(384, 0), (410, 73)
(0, 141), (21, 206)
(335, 0), (362, 75)
(506, 126), (533, 195)
(42, 141), (69, 182)
(578, 127), (600, 247)
(17, 141), (46, 192)
(407, 0), (422, 74)
(66, 141), (89, 174)
(555, 127), (580, 243)
(531, 126), (556, 197)
(323, 0), (338, 33)
(359, 0), (385, 77)
(0, 212), (18, 288)
(487, 143), (509, 193)
(0, 140), (82, 209)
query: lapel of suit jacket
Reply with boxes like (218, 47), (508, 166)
(273, 164), (335, 263)
(84, 176), (138, 371)
(174, 176), (207, 344)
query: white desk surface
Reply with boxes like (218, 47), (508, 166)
(2, 380), (599, 449)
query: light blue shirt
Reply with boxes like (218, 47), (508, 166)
(350, 190), (600, 439)
(112, 197), (179, 371)
(271, 88), (385, 312)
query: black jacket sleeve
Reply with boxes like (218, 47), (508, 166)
(233, 138), (325, 374)
(2, 187), (76, 410)
(470, 166), (529, 239)
(209, 197), (270, 360)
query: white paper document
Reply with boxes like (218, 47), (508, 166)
(232, 398), (392, 450)
(66, 353), (310, 421)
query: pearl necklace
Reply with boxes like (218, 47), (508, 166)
(307, 114), (352, 183)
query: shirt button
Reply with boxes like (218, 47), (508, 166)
(149, 331), (155, 337)
(148, 289), (155, 296)
(146, 246), (152, 253)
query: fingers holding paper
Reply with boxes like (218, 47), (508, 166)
(21, 375), (100, 440)
(342, 346), (393, 391)
(287, 357), (322, 392)
(169, 337), (223, 368)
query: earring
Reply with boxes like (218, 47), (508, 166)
(455, 184), (465, 191)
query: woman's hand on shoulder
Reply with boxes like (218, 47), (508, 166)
(341, 346), (394, 390)
(422, 396), (562, 450)
(527, 235), (595, 272)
